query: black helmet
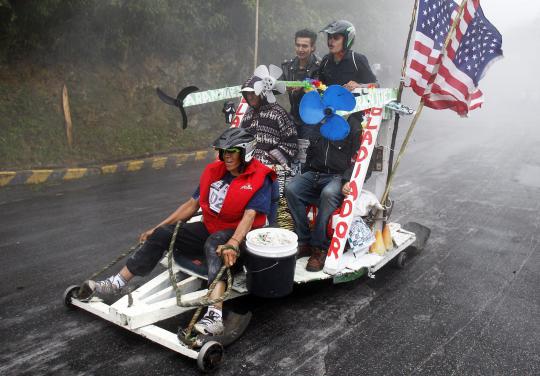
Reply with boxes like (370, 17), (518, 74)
(321, 20), (356, 50)
(213, 127), (256, 162)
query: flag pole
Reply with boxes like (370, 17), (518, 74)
(380, 0), (469, 207)
(385, 0), (420, 201)
(253, 0), (260, 70)
(398, 0), (420, 102)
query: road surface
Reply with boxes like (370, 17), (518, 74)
(1, 113), (539, 375)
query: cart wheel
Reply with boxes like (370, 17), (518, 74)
(392, 251), (407, 269)
(63, 285), (80, 309)
(197, 341), (224, 372)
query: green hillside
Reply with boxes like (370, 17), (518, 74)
(0, 0), (411, 169)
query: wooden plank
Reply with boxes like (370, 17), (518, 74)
(62, 84), (73, 148)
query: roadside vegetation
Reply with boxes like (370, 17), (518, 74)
(0, 0), (405, 169)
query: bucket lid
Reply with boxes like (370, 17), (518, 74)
(246, 228), (298, 258)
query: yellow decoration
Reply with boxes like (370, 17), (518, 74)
(382, 225), (393, 251)
(370, 230), (386, 256)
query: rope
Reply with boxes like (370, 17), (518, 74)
(165, 221), (234, 344)
(77, 242), (142, 297)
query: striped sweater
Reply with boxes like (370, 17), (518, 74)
(240, 102), (298, 165)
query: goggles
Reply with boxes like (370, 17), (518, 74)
(218, 147), (241, 154)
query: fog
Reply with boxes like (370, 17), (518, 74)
(1, 0), (539, 168)
(394, 1), (540, 140)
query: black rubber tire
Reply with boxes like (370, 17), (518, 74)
(197, 341), (224, 372)
(392, 251), (407, 269)
(63, 285), (80, 309)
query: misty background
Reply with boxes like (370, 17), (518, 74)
(0, 0), (538, 170)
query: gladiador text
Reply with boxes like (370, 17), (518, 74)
(324, 107), (384, 275)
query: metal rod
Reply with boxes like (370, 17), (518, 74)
(385, 0), (420, 206)
(380, 0), (468, 206)
(253, 0), (259, 70)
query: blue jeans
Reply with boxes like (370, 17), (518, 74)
(268, 179), (280, 226)
(285, 171), (344, 249)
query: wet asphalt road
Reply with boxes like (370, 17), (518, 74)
(1, 112), (539, 375)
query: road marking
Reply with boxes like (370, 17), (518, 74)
(126, 160), (144, 171)
(195, 151), (208, 161)
(151, 157), (167, 169)
(63, 168), (88, 180)
(0, 172), (16, 186)
(101, 165), (118, 174)
(27, 170), (53, 184)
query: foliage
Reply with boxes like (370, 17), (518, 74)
(0, 0), (414, 169)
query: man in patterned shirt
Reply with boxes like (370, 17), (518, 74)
(240, 76), (298, 226)
(240, 75), (298, 167)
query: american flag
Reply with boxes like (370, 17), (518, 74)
(405, 0), (503, 115)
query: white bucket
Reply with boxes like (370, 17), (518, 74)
(245, 228), (298, 298)
(245, 228), (298, 258)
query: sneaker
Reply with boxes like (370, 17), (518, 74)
(194, 310), (224, 336)
(306, 247), (327, 272)
(297, 244), (313, 259)
(78, 279), (122, 300)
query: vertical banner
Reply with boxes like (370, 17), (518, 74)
(230, 97), (249, 128)
(324, 107), (384, 275)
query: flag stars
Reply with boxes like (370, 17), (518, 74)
(411, 0), (502, 95)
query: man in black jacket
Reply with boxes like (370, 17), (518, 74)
(281, 29), (321, 141)
(285, 20), (377, 272)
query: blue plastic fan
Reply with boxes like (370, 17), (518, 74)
(299, 85), (356, 141)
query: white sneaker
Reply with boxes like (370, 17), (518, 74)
(78, 279), (122, 299)
(194, 310), (224, 336)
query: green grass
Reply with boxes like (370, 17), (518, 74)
(0, 63), (226, 170)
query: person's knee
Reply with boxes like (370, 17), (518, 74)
(320, 183), (342, 205)
(285, 176), (301, 200)
(147, 225), (173, 246)
(204, 231), (231, 256)
(284, 180), (295, 198)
